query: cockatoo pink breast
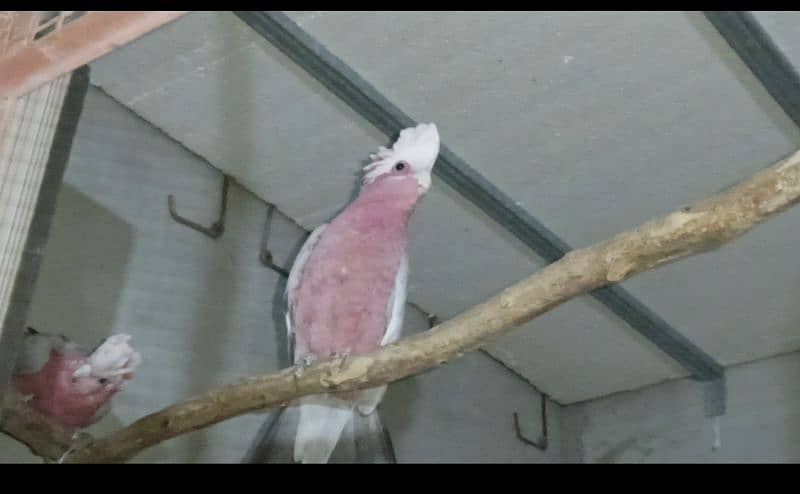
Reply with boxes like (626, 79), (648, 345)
(11, 349), (128, 429)
(292, 173), (422, 358)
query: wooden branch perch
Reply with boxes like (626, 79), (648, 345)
(0, 395), (72, 461)
(4, 149), (800, 463)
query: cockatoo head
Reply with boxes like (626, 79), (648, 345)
(71, 334), (142, 387)
(363, 123), (440, 193)
(11, 331), (141, 429)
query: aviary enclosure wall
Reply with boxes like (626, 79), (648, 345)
(2, 11), (800, 463)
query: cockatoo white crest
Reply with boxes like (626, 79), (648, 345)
(363, 123), (440, 191)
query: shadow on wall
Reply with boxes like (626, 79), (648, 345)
(26, 183), (133, 356)
(25, 183), (134, 433)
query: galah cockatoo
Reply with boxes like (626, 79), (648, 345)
(285, 122), (440, 463)
(10, 327), (141, 430)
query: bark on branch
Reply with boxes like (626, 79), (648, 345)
(0, 395), (72, 461)
(7, 149), (800, 463)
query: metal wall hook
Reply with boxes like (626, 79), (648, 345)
(513, 393), (548, 451)
(259, 203), (290, 278)
(427, 313), (439, 329)
(422, 307), (550, 452)
(260, 249), (290, 278)
(168, 174), (231, 239)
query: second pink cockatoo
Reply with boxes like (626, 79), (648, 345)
(10, 327), (141, 430)
(285, 122), (440, 463)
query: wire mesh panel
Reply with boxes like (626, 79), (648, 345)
(0, 12), (40, 58)
(0, 11), (186, 101)
(0, 12), (87, 59)
(0, 67), (90, 404)
(32, 12), (87, 41)
(0, 75), (71, 330)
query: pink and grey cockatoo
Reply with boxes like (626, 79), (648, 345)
(10, 327), (141, 430)
(285, 122), (440, 463)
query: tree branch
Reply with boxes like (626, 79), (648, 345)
(0, 395), (73, 461)
(10, 149), (800, 462)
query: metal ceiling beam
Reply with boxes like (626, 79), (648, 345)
(704, 11), (800, 130)
(233, 11), (723, 381)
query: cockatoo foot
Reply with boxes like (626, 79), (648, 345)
(331, 348), (350, 370)
(293, 355), (317, 379)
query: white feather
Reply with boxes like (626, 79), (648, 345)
(72, 364), (92, 378)
(363, 123), (440, 191)
(381, 254), (408, 346)
(86, 334), (141, 378)
(293, 395), (354, 463)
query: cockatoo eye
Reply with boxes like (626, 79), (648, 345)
(98, 378), (108, 384)
(394, 162), (407, 171)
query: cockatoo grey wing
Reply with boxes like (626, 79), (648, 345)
(354, 254), (408, 417)
(381, 253), (408, 346)
(13, 328), (68, 374)
(285, 224), (328, 363)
